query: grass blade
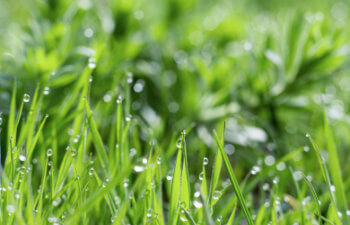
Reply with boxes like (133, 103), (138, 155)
(213, 130), (254, 225)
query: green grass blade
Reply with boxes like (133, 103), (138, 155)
(213, 130), (254, 225)
(323, 109), (349, 224)
(85, 99), (109, 175)
(169, 145), (182, 224)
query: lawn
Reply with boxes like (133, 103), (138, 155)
(0, 0), (350, 224)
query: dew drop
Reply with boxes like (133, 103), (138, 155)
(103, 93), (112, 103)
(293, 171), (303, 181)
(125, 115), (132, 122)
(19, 154), (27, 162)
(116, 95), (123, 104)
(276, 162), (286, 171)
(251, 165), (261, 175)
(6, 204), (15, 214)
(43, 86), (50, 95)
(133, 165), (145, 173)
(23, 94), (30, 103)
(264, 155), (275, 166)
(199, 172), (204, 181)
(88, 57), (96, 69)
(176, 138), (182, 148)
(157, 157), (161, 165)
(126, 72), (133, 83)
(123, 179), (129, 188)
(193, 200), (203, 208)
(89, 168), (94, 176)
(203, 157), (208, 166)
(263, 183), (270, 191)
(47, 149), (53, 157)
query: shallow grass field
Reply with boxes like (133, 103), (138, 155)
(1, 0), (350, 224)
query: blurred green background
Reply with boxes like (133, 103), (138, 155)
(1, 0), (350, 204)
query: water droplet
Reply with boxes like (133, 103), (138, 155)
(263, 183), (270, 191)
(47, 149), (53, 157)
(157, 157), (161, 165)
(199, 172), (204, 181)
(276, 162), (286, 171)
(43, 86), (50, 95)
(330, 185), (336, 192)
(0, 116), (3, 126)
(193, 200), (203, 208)
(19, 154), (26, 162)
(48, 215), (59, 223)
(126, 72), (133, 83)
(133, 165), (145, 173)
(84, 28), (94, 38)
(142, 158), (148, 164)
(7, 204), (15, 214)
(123, 179), (129, 188)
(293, 171), (303, 181)
(133, 79), (145, 93)
(194, 191), (200, 198)
(346, 210), (350, 216)
(147, 208), (153, 218)
(176, 138), (182, 148)
(264, 155), (275, 166)
(105, 178), (110, 183)
(305, 133), (310, 138)
(88, 57), (96, 69)
(251, 165), (261, 175)
(166, 175), (173, 181)
(216, 216), (223, 223)
(273, 177), (279, 184)
(129, 148), (137, 157)
(180, 213), (188, 222)
(213, 190), (221, 200)
(224, 144), (235, 155)
(125, 115), (132, 122)
(103, 94), (112, 102)
(337, 211), (342, 218)
(303, 146), (310, 152)
(23, 94), (30, 103)
(89, 168), (94, 176)
(203, 157), (208, 166)
(116, 95), (123, 104)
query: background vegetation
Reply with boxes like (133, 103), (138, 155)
(0, 0), (350, 224)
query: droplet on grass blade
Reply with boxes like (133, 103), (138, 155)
(134, 165), (145, 173)
(43, 86), (50, 95)
(88, 57), (96, 69)
(19, 154), (26, 162)
(47, 149), (53, 157)
(23, 94), (30, 103)
(276, 162), (286, 171)
(251, 165), (261, 175)
(203, 157), (208, 166)
(7, 204), (15, 215)
(264, 155), (275, 166)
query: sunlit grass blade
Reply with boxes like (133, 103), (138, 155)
(303, 173), (321, 225)
(180, 132), (190, 209)
(85, 99), (109, 175)
(169, 144), (182, 224)
(208, 121), (224, 207)
(213, 130), (254, 225)
(323, 109), (349, 224)
(306, 134), (342, 225)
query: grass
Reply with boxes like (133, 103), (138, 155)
(1, 0), (350, 224)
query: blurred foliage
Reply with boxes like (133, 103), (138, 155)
(1, 0), (350, 222)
